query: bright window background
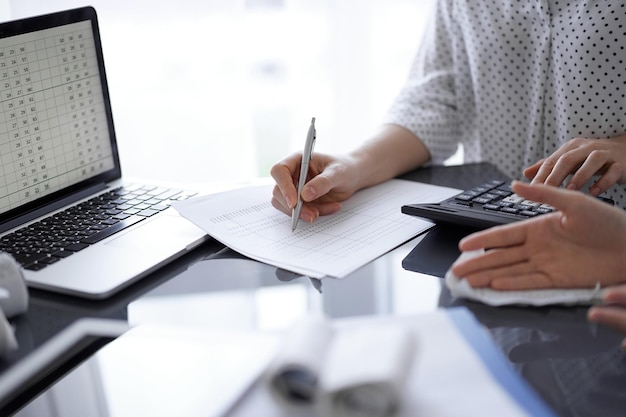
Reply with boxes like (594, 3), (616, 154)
(4, 0), (436, 184)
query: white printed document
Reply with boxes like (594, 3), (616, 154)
(236, 308), (558, 417)
(173, 179), (459, 278)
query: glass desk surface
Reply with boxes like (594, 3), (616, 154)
(2, 163), (625, 417)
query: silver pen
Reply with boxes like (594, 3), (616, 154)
(291, 117), (316, 232)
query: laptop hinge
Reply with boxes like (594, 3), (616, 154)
(0, 183), (108, 235)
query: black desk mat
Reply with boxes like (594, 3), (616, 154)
(400, 162), (509, 277)
(401, 224), (479, 278)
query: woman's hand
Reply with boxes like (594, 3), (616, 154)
(524, 134), (626, 196)
(270, 124), (431, 224)
(451, 182), (626, 290)
(270, 152), (360, 224)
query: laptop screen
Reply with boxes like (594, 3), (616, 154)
(0, 7), (120, 222)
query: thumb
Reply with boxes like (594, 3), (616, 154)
(301, 171), (336, 202)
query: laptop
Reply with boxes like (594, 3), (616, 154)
(0, 7), (209, 299)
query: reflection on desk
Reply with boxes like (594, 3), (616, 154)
(444, 297), (626, 417)
(10, 309), (558, 417)
(2, 163), (625, 417)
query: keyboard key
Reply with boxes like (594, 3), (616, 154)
(483, 204), (501, 211)
(491, 189), (512, 197)
(501, 207), (520, 214)
(81, 216), (144, 244)
(502, 195), (524, 204)
(1, 183), (194, 270)
(65, 243), (90, 252)
(455, 194), (474, 202)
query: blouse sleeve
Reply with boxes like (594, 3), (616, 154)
(383, 0), (462, 165)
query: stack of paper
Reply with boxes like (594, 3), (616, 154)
(266, 314), (415, 417)
(235, 308), (559, 417)
(173, 179), (459, 278)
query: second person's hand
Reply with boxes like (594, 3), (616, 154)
(524, 134), (626, 196)
(588, 285), (626, 348)
(451, 181), (626, 290)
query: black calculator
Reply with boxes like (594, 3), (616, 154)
(402, 180), (615, 229)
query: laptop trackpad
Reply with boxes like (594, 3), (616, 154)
(105, 215), (205, 252)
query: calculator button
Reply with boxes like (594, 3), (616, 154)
(501, 207), (520, 214)
(521, 200), (540, 208)
(455, 194), (474, 201)
(491, 189), (512, 197)
(472, 186), (491, 193)
(472, 197), (493, 204)
(482, 193), (499, 200)
(483, 204), (501, 211)
(503, 195), (524, 204)
(485, 180), (505, 187)
(535, 207), (553, 214)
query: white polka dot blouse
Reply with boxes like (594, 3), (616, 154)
(385, 0), (626, 206)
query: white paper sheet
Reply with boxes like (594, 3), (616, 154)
(228, 309), (554, 417)
(97, 325), (279, 417)
(393, 310), (538, 417)
(265, 315), (415, 417)
(173, 179), (458, 278)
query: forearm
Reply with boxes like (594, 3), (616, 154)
(349, 124), (431, 190)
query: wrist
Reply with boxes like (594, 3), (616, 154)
(349, 125), (430, 190)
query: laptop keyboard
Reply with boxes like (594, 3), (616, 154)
(0, 184), (197, 271)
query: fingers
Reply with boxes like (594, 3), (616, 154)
(458, 220), (527, 252)
(301, 172), (332, 203)
(588, 306), (626, 341)
(509, 181), (580, 212)
(539, 149), (588, 187)
(589, 161), (624, 196)
(588, 285), (626, 345)
(528, 137), (625, 192)
(453, 251), (555, 290)
(541, 146), (612, 188)
(529, 152), (564, 185)
(565, 149), (609, 190)
(270, 153), (302, 210)
(452, 244), (529, 284)
(272, 182), (342, 222)
(531, 158), (560, 185)
(270, 152), (344, 207)
(602, 285), (626, 305)
(527, 138), (587, 185)
(489, 272), (554, 290)
(271, 185), (291, 215)
(523, 159), (544, 180)
(457, 255), (530, 287)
